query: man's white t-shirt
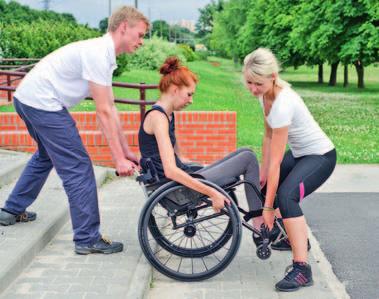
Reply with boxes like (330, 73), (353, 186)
(14, 33), (117, 111)
(259, 87), (334, 157)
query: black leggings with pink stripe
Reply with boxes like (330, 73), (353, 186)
(268, 149), (336, 219)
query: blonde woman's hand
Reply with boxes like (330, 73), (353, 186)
(262, 210), (275, 230)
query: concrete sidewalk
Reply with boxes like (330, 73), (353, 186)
(0, 149), (378, 298)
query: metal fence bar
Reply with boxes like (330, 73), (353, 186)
(6, 76), (11, 102)
(0, 67), (158, 120)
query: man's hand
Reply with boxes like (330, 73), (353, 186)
(116, 158), (138, 176)
(124, 150), (141, 171)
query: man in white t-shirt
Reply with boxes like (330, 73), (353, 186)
(0, 6), (149, 255)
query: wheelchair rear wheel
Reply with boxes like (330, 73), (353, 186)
(138, 180), (242, 281)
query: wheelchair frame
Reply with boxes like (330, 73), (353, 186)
(136, 158), (287, 281)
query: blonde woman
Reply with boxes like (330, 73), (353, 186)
(243, 48), (336, 292)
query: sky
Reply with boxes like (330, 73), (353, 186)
(11, 0), (213, 28)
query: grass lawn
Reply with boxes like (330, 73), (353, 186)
(1, 58), (378, 163)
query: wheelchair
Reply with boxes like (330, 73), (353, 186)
(136, 158), (287, 282)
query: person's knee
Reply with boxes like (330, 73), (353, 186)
(236, 147), (254, 155)
(236, 147), (257, 159)
(236, 147), (255, 155)
(277, 189), (303, 219)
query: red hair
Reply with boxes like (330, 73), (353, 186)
(159, 56), (198, 93)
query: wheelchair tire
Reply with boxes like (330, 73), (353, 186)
(147, 189), (238, 258)
(138, 180), (242, 281)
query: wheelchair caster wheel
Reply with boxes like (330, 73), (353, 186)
(256, 244), (271, 260)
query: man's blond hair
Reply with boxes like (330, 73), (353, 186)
(108, 6), (150, 32)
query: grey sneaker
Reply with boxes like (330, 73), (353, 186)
(75, 236), (124, 255)
(0, 209), (37, 226)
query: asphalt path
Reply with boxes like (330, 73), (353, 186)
(303, 192), (379, 299)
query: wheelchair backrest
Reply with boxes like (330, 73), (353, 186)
(136, 158), (160, 185)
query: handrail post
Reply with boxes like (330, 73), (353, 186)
(7, 74), (11, 102)
(140, 82), (146, 122)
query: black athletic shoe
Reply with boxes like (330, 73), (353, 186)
(75, 236), (124, 255)
(275, 261), (313, 292)
(0, 208), (37, 226)
(272, 238), (311, 251)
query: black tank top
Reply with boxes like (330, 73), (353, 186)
(138, 105), (189, 178)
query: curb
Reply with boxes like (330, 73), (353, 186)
(126, 252), (153, 299)
(307, 227), (350, 299)
(0, 149), (30, 188)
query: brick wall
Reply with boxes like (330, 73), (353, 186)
(0, 111), (236, 166)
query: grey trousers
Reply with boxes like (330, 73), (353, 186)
(196, 148), (262, 211)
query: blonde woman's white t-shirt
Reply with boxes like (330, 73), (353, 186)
(14, 33), (117, 111)
(259, 87), (334, 157)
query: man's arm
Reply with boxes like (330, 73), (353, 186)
(111, 104), (139, 164)
(89, 81), (137, 176)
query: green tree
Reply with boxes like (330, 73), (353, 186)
(210, 0), (250, 62)
(195, 0), (224, 49)
(0, 0), (76, 24)
(151, 20), (170, 40)
(338, 0), (379, 88)
(99, 17), (108, 33)
(238, 0), (304, 68)
(290, 0), (378, 88)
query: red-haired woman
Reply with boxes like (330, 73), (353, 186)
(139, 56), (262, 223)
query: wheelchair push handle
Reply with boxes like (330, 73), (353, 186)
(136, 158), (160, 184)
(115, 169), (140, 177)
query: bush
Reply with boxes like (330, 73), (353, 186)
(195, 50), (209, 61)
(178, 44), (197, 62)
(126, 37), (187, 71)
(0, 20), (100, 58)
(114, 54), (130, 76)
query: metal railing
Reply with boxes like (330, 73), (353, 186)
(0, 59), (158, 120)
(109, 82), (157, 120)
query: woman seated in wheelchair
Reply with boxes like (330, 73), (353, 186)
(138, 56), (263, 228)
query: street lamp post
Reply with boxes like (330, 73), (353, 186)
(135, 0), (138, 8)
